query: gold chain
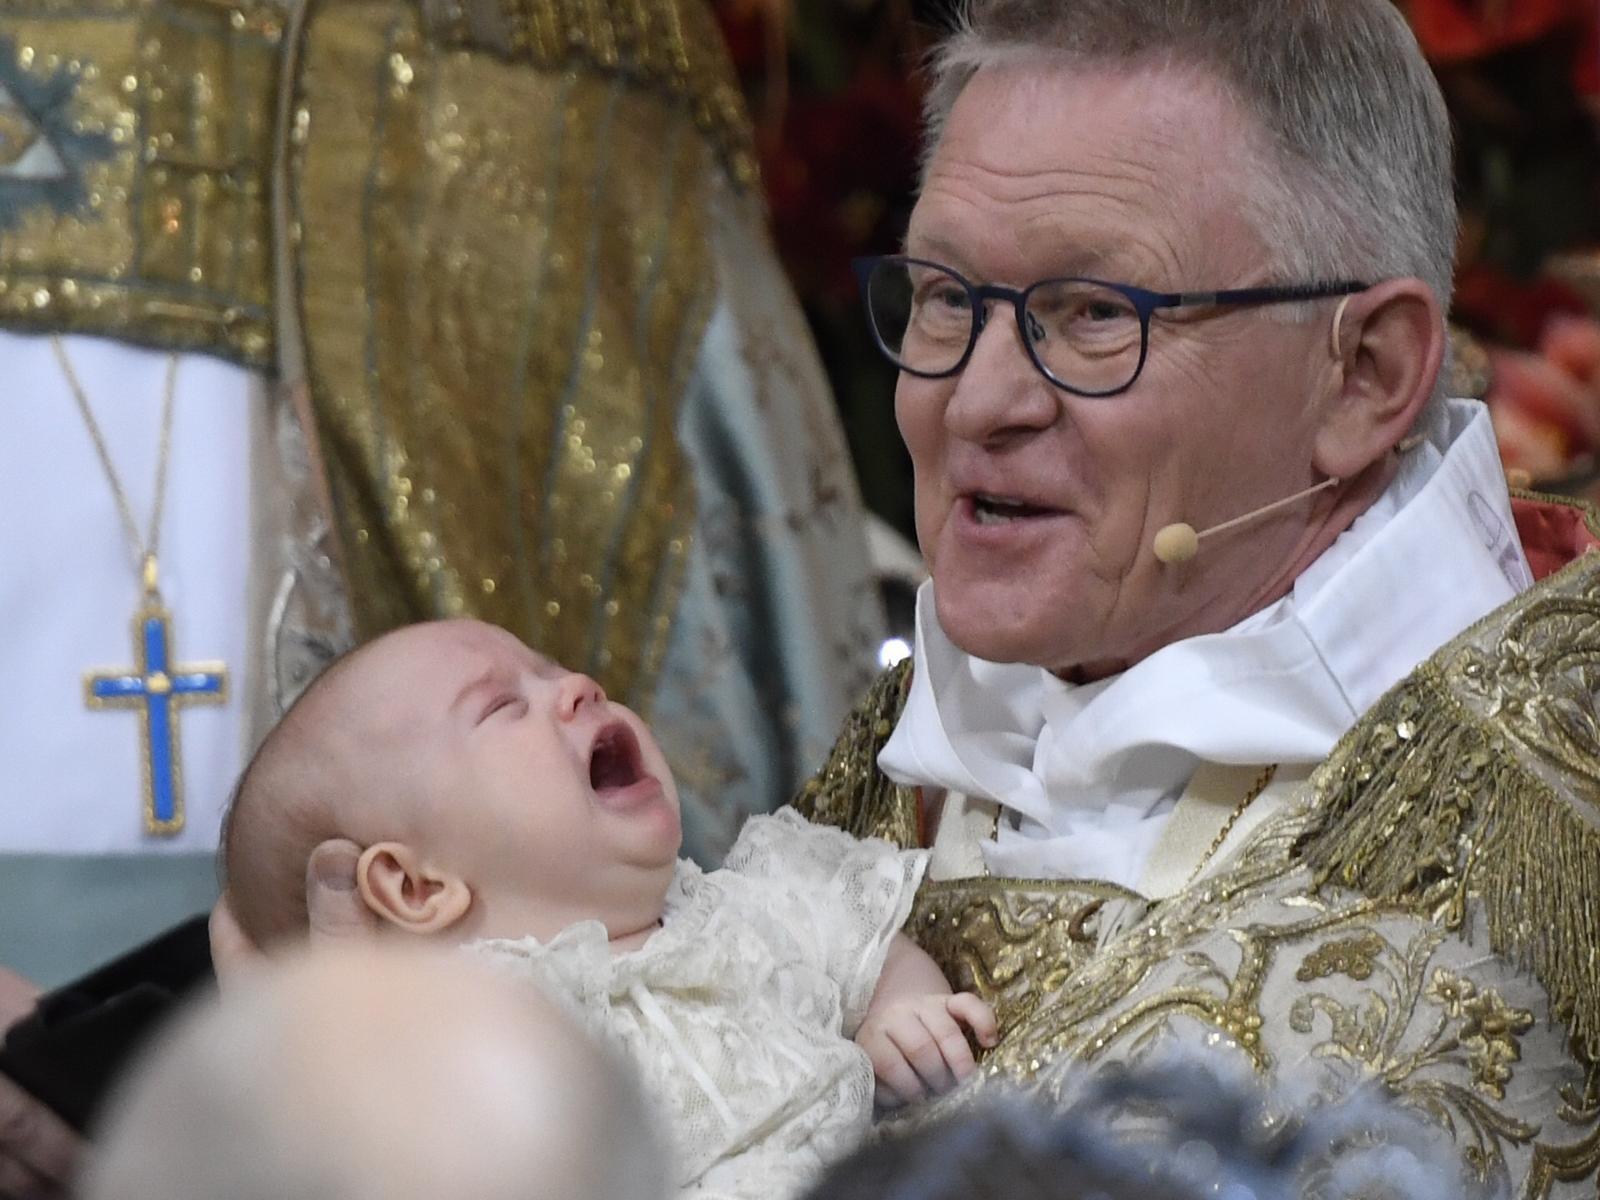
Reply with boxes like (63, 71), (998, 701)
(1186, 764), (1279, 886)
(51, 335), (180, 595)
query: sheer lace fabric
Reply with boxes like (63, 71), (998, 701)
(469, 810), (928, 1199)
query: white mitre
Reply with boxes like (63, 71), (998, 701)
(879, 397), (1533, 888)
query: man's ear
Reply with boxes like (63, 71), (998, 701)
(1313, 277), (1444, 480)
(355, 842), (473, 935)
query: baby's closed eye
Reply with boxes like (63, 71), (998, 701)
(479, 695), (528, 723)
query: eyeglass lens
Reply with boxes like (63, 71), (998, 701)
(867, 259), (1146, 393)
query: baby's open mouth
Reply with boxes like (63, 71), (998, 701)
(589, 722), (645, 793)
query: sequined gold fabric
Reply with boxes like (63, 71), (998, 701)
(794, 658), (919, 844)
(419, 0), (757, 190)
(1304, 513), (1600, 1065)
(0, 0), (277, 364)
(911, 877), (1146, 1044)
(289, 0), (739, 703)
(798, 512), (1600, 1197)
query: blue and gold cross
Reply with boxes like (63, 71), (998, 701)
(85, 603), (228, 836)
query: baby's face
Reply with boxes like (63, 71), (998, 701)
(357, 621), (682, 939)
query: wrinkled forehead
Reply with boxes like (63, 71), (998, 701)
(913, 60), (1266, 282)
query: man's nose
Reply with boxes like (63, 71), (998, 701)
(555, 673), (606, 719)
(943, 306), (1060, 445)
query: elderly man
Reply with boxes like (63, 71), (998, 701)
(798, 1), (1600, 1195)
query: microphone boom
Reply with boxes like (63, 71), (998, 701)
(1153, 477), (1341, 565)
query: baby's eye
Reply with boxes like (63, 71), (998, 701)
(481, 695), (527, 722)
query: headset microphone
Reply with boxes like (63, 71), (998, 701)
(1151, 290), (1419, 566)
(1152, 477), (1342, 565)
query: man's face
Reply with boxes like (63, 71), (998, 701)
(354, 621), (682, 926)
(900, 62), (1335, 673)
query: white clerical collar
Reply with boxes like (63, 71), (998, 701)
(878, 399), (1529, 884)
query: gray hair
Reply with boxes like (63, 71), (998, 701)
(921, 0), (1457, 395)
(804, 1051), (1493, 1200)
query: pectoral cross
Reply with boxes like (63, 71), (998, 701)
(85, 599), (228, 836)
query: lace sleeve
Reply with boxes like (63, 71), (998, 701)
(725, 809), (928, 1032)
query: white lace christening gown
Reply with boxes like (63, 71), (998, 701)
(469, 809), (928, 1200)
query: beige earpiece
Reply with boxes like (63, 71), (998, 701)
(1330, 296), (1353, 359)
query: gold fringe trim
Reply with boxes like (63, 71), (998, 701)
(1302, 663), (1600, 1065)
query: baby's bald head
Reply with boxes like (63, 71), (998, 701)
(224, 628), (447, 946)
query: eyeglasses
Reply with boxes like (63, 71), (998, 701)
(853, 255), (1368, 398)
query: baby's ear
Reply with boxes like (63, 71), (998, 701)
(355, 842), (473, 935)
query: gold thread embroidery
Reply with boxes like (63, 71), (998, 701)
(1296, 931), (1386, 983)
(795, 539), (1600, 1195)
(0, 0), (278, 364)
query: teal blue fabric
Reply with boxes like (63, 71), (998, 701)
(0, 854), (218, 988)
(645, 297), (882, 868)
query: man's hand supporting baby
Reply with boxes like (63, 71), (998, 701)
(854, 933), (998, 1109)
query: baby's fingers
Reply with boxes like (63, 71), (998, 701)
(920, 1007), (978, 1086)
(947, 992), (999, 1049)
(873, 1079), (908, 1111)
(864, 1030), (928, 1113)
(866, 1036), (925, 1108)
(887, 1012), (958, 1095)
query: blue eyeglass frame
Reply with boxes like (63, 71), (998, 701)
(852, 254), (1369, 398)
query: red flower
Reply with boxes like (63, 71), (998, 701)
(1407, 0), (1582, 61)
(1405, 0), (1598, 96)
(1487, 316), (1600, 477)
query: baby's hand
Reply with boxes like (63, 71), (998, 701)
(855, 992), (999, 1109)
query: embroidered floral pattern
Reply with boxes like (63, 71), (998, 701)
(1297, 933), (1387, 983)
(1461, 985), (1537, 1101)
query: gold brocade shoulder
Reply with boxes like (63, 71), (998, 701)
(1301, 517), (1600, 1064)
(418, 0), (758, 190)
(0, 0), (754, 360)
(792, 659), (919, 847)
(0, 0), (279, 364)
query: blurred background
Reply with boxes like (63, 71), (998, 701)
(709, 0), (1600, 545)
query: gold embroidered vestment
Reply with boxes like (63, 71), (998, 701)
(797, 539), (1600, 1199)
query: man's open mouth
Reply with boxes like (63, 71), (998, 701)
(589, 721), (646, 794)
(969, 493), (1056, 526)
